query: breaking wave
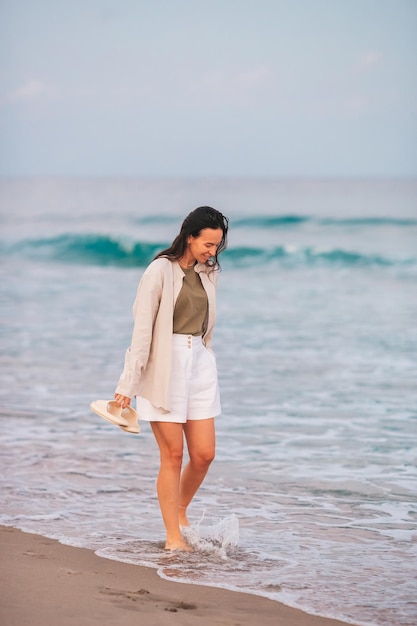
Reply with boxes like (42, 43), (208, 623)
(3, 234), (416, 269)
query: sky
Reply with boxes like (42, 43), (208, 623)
(0, 0), (416, 178)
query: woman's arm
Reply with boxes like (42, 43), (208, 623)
(114, 261), (164, 401)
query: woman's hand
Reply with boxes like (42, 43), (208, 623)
(114, 393), (131, 409)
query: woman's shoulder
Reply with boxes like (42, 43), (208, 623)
(141, 256), (175, 281)
(145, 256), (172, 272)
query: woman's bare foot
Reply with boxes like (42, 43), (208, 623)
(164, 538), (193, 552)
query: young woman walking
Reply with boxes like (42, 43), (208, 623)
(114, 206), (229, 551)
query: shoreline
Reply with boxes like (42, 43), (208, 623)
(0, 525), (357, 626)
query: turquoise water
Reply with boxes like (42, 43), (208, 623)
(1, 178), (416, 626)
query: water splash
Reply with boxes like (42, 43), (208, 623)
(182, 513), (240, 557)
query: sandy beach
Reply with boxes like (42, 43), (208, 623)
(0, 525), (357, 626)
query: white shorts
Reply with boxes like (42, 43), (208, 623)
(137, 334), (221, 423)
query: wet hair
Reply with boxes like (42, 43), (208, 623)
(155, 206), (229, 270)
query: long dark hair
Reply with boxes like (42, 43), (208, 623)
(155, 206), (229, 270)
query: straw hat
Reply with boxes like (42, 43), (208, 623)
(90, 400), (140, 434)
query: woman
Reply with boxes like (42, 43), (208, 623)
(114, 206), (229, 551)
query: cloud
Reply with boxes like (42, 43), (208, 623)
(358, 51), (382, 71)
(236, 65), (273, 90)
(7, 80), (59, 103)
(187, 65), (273, 105)
(344, 95), (372, 116)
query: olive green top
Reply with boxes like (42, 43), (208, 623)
(173, 265), (208, 335)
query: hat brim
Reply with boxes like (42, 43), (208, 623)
(118, 421), (140, 434)
(90, 400), (139, 433)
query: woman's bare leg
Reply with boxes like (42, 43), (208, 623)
(179, 418), (215, 526)
(150, 422), (191, 551)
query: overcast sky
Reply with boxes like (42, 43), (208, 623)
(0, 0), (416, 177)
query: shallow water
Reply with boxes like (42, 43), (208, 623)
(1, 178), (417, 626)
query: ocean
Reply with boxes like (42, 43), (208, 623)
(1, 177), (416, 626)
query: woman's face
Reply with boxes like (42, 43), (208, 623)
(187, 227), (224, 264)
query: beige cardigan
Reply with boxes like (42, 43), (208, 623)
(115, 257), (218, 412)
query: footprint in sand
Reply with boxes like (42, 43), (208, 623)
(99, 587), (197, 613)
(164, 601), (197, 612)
(99, 587), (150, 602)
(22, 551), (49, 559)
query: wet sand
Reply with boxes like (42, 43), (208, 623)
(0, 525), (356, 626)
